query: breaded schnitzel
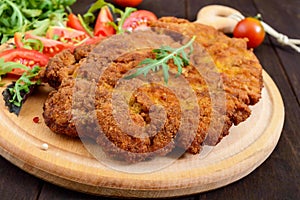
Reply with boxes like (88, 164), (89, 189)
(42, 17), (263, 162)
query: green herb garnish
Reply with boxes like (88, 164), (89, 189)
(8, 66), (41, 107)
(1, 58), (41, 115)
(78, 14), (94, 37)
(115, 7), (137, 34)
(125, 36), (196, 83)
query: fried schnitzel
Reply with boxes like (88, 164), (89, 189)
(42, 17), (263, 162)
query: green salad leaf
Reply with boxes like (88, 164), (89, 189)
(0, 0), (76, 44)
(1, 60), (41, 115)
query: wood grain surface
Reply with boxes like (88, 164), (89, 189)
(0, 0), (299, 199)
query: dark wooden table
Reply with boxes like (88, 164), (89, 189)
(1, 0), (299, 199)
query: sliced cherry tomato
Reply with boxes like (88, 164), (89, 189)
(233, 17), (265, 48)
(123, 10), (157, 32)
(67, 13), (88, 34)
(25, 33), (74, 57)
(113, 0), (143, 7)
(46, 26), (89, 45)
(0, 49), (49, 76)
(94, 6), (116, 37)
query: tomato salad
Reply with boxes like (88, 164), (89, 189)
(0, 0), (157, 114)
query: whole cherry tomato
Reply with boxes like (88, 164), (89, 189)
(233, 17), (265, 48)
(113, 0), (143, 7)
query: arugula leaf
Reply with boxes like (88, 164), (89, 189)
(0, 57), (41, 115)
(116, 7), (137, 34)
(78, 14), (94, 37)
(83, 0), (113, 27)
(2, 65), (41, 115)
(7, 66), (40, 107)
(124, 36), (196, 84)
(21, 8), (42, 18)
(86, 0), (109, 13)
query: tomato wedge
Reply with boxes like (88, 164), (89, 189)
(67, 13), (89, 35)
(46, 26), (89, 45)
(94, 6), (116, 37)
(0, 49), (49, 76)
(25, 33), (74, 57)
(123, 10), (157, 32)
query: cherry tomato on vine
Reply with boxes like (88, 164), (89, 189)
(113, 0), (143, 7)
(123, 10), (157, 32)
(233, 17), (265, 49)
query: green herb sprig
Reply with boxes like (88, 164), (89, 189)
(8, 66), (41, 107)
(125, 36), (196, 83)
(1, 58), (41, 114)
(114, 7), (137, 34)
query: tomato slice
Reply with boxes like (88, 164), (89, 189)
(25, 33), (74, 57)
(67, 13), (89, 35)
(46, 26), (89, 45)
(123, 10), (157, 32)
(94, 6), (116, 37)
(0, 49), (49, 76)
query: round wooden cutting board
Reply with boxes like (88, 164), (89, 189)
(0, 70), (284, 198)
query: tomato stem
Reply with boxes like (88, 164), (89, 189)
(254, 13), (263, 21)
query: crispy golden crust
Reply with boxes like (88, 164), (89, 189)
(42, 45), (94, 89)
(150, 18), (263, 148)
(93, 49), (211, 161)
(95, 51), (181, 161)
(43, 78), (77, 137)
(151, 17), (263, 106)
(42, 17), (263, 161)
